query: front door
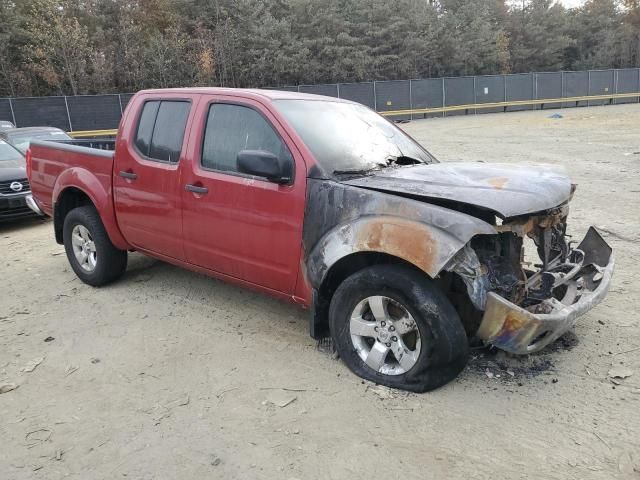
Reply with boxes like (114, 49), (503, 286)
(181, 97), (306, 293)
(114, 96), (194, 260)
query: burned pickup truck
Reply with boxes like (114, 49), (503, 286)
(26, 88), (614, 392)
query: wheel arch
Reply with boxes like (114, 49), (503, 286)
(311, 249), (434, 338)
(53, 170), (129, 250)
(306, 215), (493, 339)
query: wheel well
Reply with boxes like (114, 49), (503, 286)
(53, 188), (94, 244)
(310, 252), (425, 339)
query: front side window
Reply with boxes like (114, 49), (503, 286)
(134, 100), (190, 163)
(201, 103), (293, 177)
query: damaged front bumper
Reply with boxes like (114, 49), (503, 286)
(476, 227), (614, 354)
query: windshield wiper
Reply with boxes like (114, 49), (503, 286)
(332, 168), (377, 176)
(385, 155), (423, 166)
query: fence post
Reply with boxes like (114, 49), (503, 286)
(503, 74), (507, 113)
(613, 69), (618, 105)
(561, 70), (565, 109)
(117, 94), (124, 115)
(8, 98), (16, 126)
(587, 70), (591, 107)
(441, 78), (446, 118)
(373, 81), (378, 111)
(472, 76), (477, 115)
(408, 80), (413, 121)
(64, 96), (73, 132)
(336, 83), (341, 99)
(532, 73), (537, 110)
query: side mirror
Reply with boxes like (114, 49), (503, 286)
(237, 150), (290, 184)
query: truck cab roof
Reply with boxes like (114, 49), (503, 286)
(135, 87), (354, 104)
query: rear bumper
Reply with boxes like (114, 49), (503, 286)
(477, 227), (614, 354)
(25, 194), (45, 216)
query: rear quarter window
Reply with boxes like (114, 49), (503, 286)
(134, 100), (190, 163)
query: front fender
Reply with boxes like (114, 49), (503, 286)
(53, 167), (129, 250)
(303, 179), (496, 289)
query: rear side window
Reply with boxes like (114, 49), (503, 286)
(134, 100), (190, 163)
(201, 104), (293, 174)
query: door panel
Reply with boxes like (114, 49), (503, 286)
(181, 97), (306, 293)
(114, 96), (194, 260)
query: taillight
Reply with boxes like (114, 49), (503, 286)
(26, 147), (32, 179)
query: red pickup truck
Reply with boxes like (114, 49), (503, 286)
(27, 88), (614, 392)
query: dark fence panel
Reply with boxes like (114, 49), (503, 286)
(444, 76), (474, 116)
(589, 70), (615, 105)
(563, 71), (589, 107)
(67, 95), (122, 130)
(475, 75), (505, 113)
(12, 97), (70, 130)
(536, 72), (562, 109)
(375, 80), (410, 120)
(1, 68), (638, 131)
(410, 78), (444, 118)
(615, 69), (640, 104)
(270, 85), (299, 92)
(119, 94), (134, 112)
(0, 99), (13, 123)
(299, 84), (339, 97)
(505, 73), (534, 111)
(338, 82), (375, 109)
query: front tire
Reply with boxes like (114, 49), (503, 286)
(63, 206), (127, 286)
(329, 264), (469, 392)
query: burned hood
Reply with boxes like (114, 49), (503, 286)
(342, 162), (572, 218)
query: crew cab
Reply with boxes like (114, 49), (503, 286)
(26, 88), (614, 392)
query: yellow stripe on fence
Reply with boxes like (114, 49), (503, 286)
(380, 92), (640, 116)
(68, 129), (118, 138)
(67, 92), (640, 136)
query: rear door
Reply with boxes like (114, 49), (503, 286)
(181, 95), (307, 293)
(114, 94), (195, 260)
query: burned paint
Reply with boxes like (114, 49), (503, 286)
(487, 177), (508, 190)
(356, 218), (437, 275)
(302, 179), (496, 289)
(344, 162), (572, 218)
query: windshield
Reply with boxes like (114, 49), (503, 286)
(0, 140), (23, 162)
(273, 99), (435, 176)
(9, 130), (71, 154)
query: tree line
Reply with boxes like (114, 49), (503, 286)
(0, 0), (638, 97)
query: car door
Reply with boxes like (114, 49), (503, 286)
(181, 96), (307, 293)
(113, 95), (195, 260)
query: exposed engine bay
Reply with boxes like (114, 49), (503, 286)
(446, 202), (614, 354)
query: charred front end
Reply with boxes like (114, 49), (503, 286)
(447, 203), (614, 354)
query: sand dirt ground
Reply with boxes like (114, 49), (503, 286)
(1, 104), (639, 479)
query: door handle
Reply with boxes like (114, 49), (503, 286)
(185, 184), (208, 194)
(119, 170), (138, 180)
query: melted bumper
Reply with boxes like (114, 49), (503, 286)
(477, 227), (614, 354)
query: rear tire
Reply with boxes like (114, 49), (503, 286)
(329, 264), (469, 392)
(63, 206), (127, 286)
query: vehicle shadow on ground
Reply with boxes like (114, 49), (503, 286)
(118, 251), (310, 335)
(0, 216), (49, 234)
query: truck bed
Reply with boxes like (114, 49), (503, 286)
(29, 140), (114, 216)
